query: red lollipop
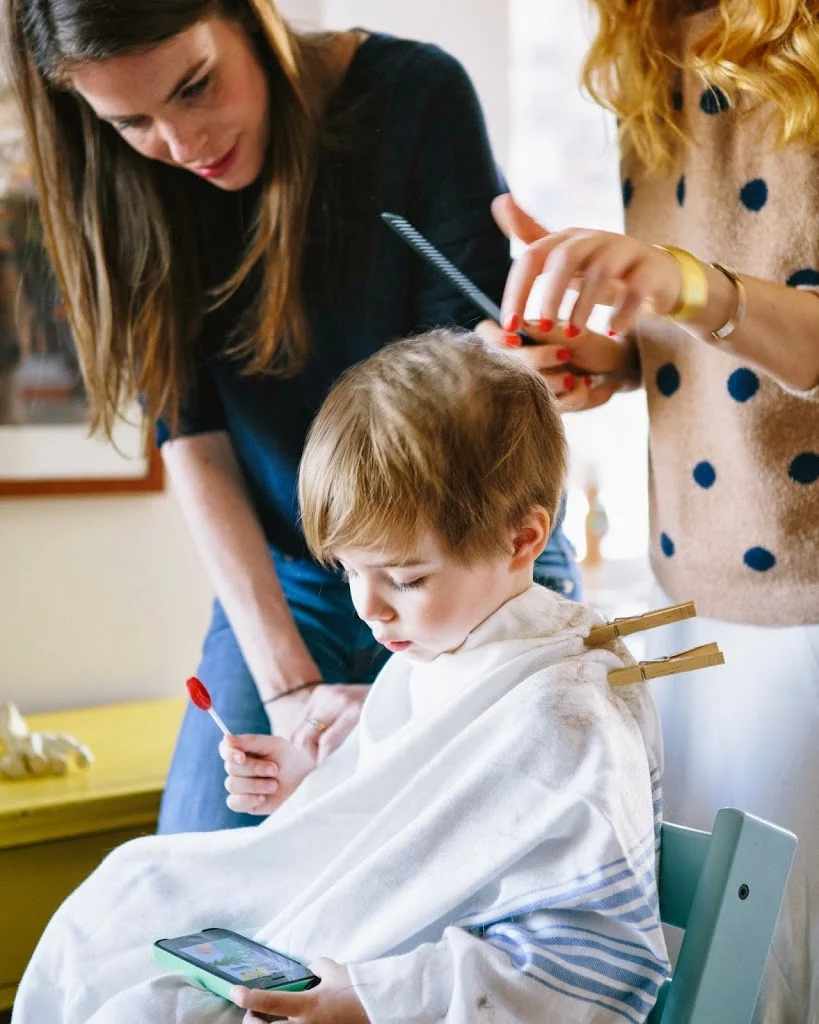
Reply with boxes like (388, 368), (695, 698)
(186, 676), (231, 736)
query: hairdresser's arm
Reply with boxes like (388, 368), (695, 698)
(498, 196), (819, 393)
(162, 432), (334, 750)
(676, 266), (819, 391)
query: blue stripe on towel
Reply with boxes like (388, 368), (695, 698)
(495, 940), (657, 1023)
(488, 920), (668, 981)
(461, 829), (657, 929)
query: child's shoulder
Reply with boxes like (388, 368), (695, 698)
(505, 588), (661, 745)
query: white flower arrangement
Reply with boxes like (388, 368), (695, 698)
(0, 703), (94, 779)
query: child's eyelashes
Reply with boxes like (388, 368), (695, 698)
(340, 567), (426, 591)
(389, 577), (426, 592)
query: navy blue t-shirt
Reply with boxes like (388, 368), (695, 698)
(158, 35), (512, 557)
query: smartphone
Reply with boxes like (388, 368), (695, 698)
(153, 927), (318, 1003)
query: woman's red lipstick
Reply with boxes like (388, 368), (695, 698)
(193, 140), (239, 179)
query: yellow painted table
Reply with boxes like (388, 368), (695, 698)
(0, 698), (185, 1010)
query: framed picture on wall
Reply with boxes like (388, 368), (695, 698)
(0, 83), (162, 498)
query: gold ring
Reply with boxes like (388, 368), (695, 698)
(306, 717), (327, 734)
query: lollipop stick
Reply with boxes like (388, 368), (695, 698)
(208, 708), (230, 737)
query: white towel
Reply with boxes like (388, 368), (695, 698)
(12, 585), (668, 1024)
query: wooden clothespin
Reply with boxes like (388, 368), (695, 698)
(585, 600), (697, 647)
(607, 643), (725, 687)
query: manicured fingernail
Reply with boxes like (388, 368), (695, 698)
(539, 318), (554, 333)
(556, 347), (571, 361)
(504, 332), (522, 347)
(563, 374), (576, 390)
(503, 312), (521, 332)
(584, 375), (593, 388)
(608, 329), (619, 338)
(564, 324), (581, 339)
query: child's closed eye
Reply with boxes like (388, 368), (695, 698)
(389, 577), (426, 591)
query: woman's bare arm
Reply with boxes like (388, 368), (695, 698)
(162, 431), (321, 702)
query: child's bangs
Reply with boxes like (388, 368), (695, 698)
(301, 446), (426, 566)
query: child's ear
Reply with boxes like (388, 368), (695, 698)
(509, 507), (550, 570)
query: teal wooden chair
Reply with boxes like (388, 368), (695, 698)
(649, 808), (797, 1023)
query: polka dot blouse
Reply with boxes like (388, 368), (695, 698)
(620, 11), (819, 626)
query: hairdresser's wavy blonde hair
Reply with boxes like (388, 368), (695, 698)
(583, 0), (819, 170)
(1, 0), (337, 437)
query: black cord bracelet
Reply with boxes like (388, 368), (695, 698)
(262, 681), (322, 706)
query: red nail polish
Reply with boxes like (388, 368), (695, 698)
(556, 347), (571, 362)
(539, 318), (554, 333)
(584, 375), (593, 388)
(563, 374), (576, 391)
(608, 329), (619, 338)
(504, 333), (522, 347)
(503, 312), (521, 332)
(564, 324), (581, 339)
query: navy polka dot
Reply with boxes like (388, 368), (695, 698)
(789, 451), (819, 485)
(676, 175), (686, 206)
(700, 85), (729, 115)
(693, 461), (716, 488)
(739, 178), (768, 211)
(786, 268), (819, 288)
(622, 178), (634, 208)
(656, 363), (681, 396)
(672, 90), (683, 111)
(744, 547), (776, 572)
(727, 368), (760, 402)
(660, 533), (675, 557)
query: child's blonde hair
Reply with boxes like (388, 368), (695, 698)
(299, 329), (568, 566)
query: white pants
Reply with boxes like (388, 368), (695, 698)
(648, 590), (819, 1024)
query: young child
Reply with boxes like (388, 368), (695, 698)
(13, 330), (667, 1024)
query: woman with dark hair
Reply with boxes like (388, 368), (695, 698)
(490, 3), (819, 1020)
(1, 0), (582, 834)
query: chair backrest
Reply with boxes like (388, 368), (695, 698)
(649, 808), (796, 1024)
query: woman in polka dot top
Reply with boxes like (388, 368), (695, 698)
(491, 2), (819, 1022)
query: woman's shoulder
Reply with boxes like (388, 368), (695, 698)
(345, 32), (478, 103)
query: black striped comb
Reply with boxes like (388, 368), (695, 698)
(380, 211), (618, 388)
(380, 211), (531, 343)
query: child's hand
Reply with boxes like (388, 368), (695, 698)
(230, 959), (370, 1023)
(219, 734), (316, 815)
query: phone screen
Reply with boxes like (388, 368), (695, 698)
(176, 934), (307, 984)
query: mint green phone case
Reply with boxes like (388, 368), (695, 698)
(152, 945), (315, 1001)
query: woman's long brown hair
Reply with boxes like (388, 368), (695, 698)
(1, 0), (333, 437)
(582, 0), (819, 171)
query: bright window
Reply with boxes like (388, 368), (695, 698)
(509, 0), (652, 616)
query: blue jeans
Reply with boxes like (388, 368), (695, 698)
(533, 498), (582, 600)
(157, 525), (580, 834)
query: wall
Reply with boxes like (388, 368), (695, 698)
(1, 0), (510, 714)
(1, 491), (212, 713)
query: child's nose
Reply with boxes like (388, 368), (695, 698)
(360, 589), (395, 623)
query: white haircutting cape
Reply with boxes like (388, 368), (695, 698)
(13, 585), (667, 1024)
